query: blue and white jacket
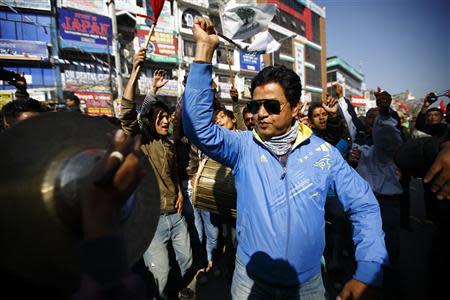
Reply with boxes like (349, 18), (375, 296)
(183, 63), (388, 287)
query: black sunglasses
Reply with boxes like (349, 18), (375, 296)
(247, 99), (285, 115)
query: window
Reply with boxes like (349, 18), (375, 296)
(1, 20), (15, 39)
(216, 46), (233, 65)
(184, 40), (195, 57)
(0, 12), (50, 43)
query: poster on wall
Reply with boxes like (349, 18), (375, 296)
(74, 91), (113, 116)
(0, 39), (48, 61)
(0, 0), (51, 11)
(58, 8), (112, 54)
(136, 25), (178, 63)
(239, 51), (261, 73)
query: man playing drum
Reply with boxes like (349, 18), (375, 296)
(182, 17), (388, 300)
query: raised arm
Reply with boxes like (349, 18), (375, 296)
(120, 48), (146, 136)
(182, 17), (242, 168)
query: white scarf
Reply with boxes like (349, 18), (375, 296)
(262, 120), (299, 156)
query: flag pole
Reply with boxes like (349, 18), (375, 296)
(224, 43), (235, 87)
(128, 23), (156, 84)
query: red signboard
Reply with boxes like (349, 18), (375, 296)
(74, 91), (113, 116)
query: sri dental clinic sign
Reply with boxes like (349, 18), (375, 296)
(58, 8), (112, 54)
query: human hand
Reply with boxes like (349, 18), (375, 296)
(348, 148), (361, 166)
(175, 191), (183, 214)
(322, 95), (338, 117)
(132, 48), (147, 72)
(421, 93), (434, 113)
(193, 16), (219, 63)
(335, 84), (343, 98)
(82, 130), (144, 240)
(230, 86), (239, 103)
(424, 141), (450, 200)
(152, 69), (168, 94)
(8, 72), (27, 91)
(338, 279), (381, 300)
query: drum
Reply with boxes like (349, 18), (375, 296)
(192, 158), (237, 218)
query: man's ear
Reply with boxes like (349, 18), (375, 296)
(291, 101), (300, 118)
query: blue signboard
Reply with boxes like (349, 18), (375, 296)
(58, 8), (112, 54)
(0, 39), (48, 61)
(240, 51), (261, 73)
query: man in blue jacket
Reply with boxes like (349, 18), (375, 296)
(182, 17), (388, 300)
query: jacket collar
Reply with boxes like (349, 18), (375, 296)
(252, 122), (313, 151)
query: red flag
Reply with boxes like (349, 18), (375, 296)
(138, 0), (165, 23)
(439, 99), (446, 113)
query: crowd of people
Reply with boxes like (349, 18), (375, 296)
(1, 16), (450, 300)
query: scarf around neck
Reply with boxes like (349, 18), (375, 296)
(262, 120), (299, 156)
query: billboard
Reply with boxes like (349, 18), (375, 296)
(239, 51), (261, 73)
(58, 8), (112, 54)
(74, 91), (113, 116)
(0, 0), (51, 11)
(138, 77), (178, 97)
(62, 70), (111, 92)
(0, 39), (48, 61)
(137, 25), (178, 63)
(294, 42), (305, 89)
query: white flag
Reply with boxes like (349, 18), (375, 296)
(222, 2), (277, 41)
(246, 31), (281, 54)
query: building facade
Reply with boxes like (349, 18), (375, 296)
(1, 0), (327, 114)
(326, 56), (370, 115)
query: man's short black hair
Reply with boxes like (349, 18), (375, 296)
(242, 105), (251, 116)
(140, 101), (170, 140)
(250, 65), (302, 106)
(215, 107), (235, 120)
(2, 98), (43, 126)
(375, 91), (391, 99)
(63, 91), (80, 105)
(426, 107), (443, 115)
(307, 103), (323, 121)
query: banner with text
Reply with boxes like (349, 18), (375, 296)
(136, 25), (178, 63)
(62, 70), (110, 92)
(58, 8), (112, 54)
(74, 91), (113, 116)
(239, 51), (261, 73)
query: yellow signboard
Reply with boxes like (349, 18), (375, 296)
(0, 91), (12, 109)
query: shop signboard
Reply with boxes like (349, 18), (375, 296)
(136, 25), (178, 63)
(74, 91), (113, 116)
(0, 39), (48, 61)
(294, 42), (305, 89)
(218, 82), (232, 99)
(62, 70), (110, 92)
(0, 0), (51, 11)
(239, 51), (261, 73)
(138, 77), (178, 97)
(58, 8), (112, 54)
(0, 91), (12, 109)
